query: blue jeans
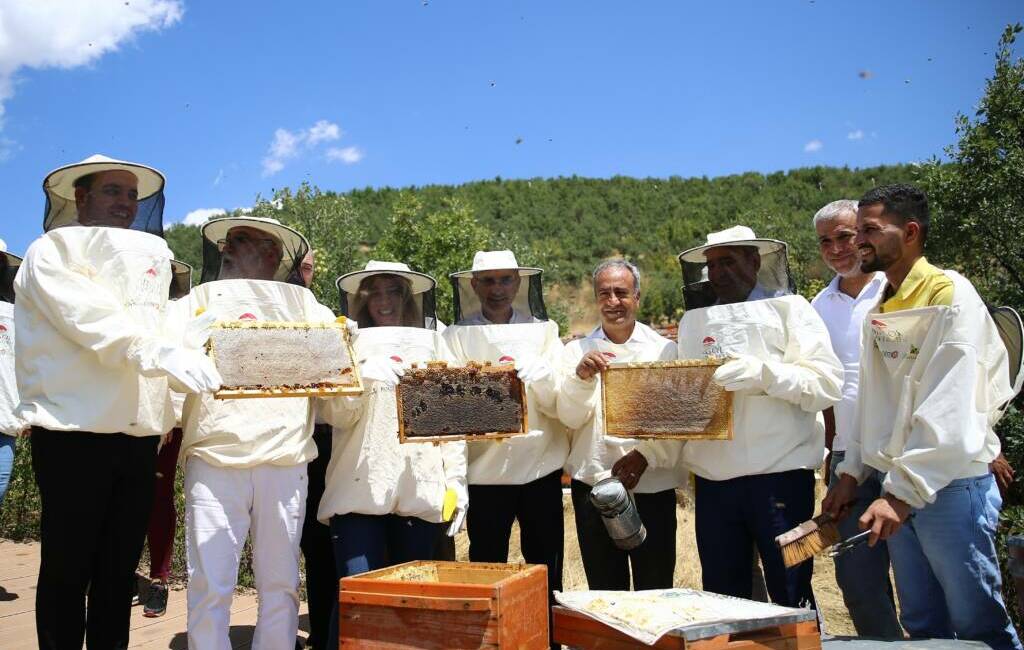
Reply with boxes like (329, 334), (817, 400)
(887, 472), (1021, 650)
(0, 433), (14, 505)
(327, 513), (443, 645)
(828, 451), (902, 638)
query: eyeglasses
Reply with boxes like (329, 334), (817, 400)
(217, 233), (280, 253)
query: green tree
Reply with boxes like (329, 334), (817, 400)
(919, 23), (1024, 307)
(250, 182), (365, 307)
(374, 192), (492, 324)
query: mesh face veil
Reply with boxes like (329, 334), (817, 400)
(169, 260), (193, 300)
(336, 262), (438, 330)
(0, 251), (21, 304)
(449, 251), (547, 325)
(678, 229), (795, 310)
(199, 217), (310, 285)
(42, 154), (166, 236)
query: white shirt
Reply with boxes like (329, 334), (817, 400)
(0, 302), (25, 436)
(811, 273), (885, 452)
(558, 322), (685, 492)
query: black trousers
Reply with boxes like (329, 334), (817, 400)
(570, 480), (677, 590)
(694, 469), (816, 609)
(468, 470), (564, 648)
(31, 428), (158, 650)
(300, 424), (335, 650)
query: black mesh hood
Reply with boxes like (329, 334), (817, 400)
(337, 270), (438, 330)
(451, 271), (547, 324)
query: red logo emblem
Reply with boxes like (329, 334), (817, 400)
(238, 313), (257, 320)
(601, 352), (616, 359)
(390, 355), (403, 363)
(498, 355), (515, 363)
(703, 336), (716, 345)
(145, 267), (157, 277)
(870, 319), (886, 327)
(0, 324), (6, 332)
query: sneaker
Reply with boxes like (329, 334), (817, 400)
(142, 582), (168, 618)
(130, 577), (141, 606)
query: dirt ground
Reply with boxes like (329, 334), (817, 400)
(453, 481), (859, 636)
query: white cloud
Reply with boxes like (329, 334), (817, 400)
(180, 207), (226, 226)
(803, 139), (823, 153)
(847, 129), (864, 141)
(212, 168), (224, 186)
(307, 119), (341, 145)
(326, 146), (364, 165)
(261, 119), (346, 176)
(0, 0), (183, 138)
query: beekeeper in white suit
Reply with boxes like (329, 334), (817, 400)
(318, 260), (468, 641)
(557, 258), (684, 591)
(178, 216), (341, 650)
(443, 250), (566, 645)
(0, 242), (25, 507)
(14, 155), (221, 650)
(823, 184), (1020, 650)
(673, 225), (842, 611)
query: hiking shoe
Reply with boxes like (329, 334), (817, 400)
(142, 582), (168, 618)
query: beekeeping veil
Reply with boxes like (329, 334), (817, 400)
(337, 260), (437, 330)
(0, 240), (21, 304)
(169, 259), (193, 300)
(199, 216), (309, 285)
(990, 305), (1024, 416)
(678, 225), (795, 310)
(42, 154), (166, 235)
(450, 250), (547, 324)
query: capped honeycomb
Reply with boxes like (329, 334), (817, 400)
(397, 362), (527, 441)
(601, 359), (732, 440)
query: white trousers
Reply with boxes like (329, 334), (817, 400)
(185, 457), (307, 650)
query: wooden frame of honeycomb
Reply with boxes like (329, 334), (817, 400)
(396, 361), (529, 443)
(601, 358), (733, 440)
(207, 320), (363, 399)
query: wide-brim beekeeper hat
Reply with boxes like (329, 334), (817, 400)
(200, 216), (310, 284)
(42, 154), (166, 234)
(677, 225), (794, 310)
(337, 260), (438, 329)
(449, 250), (547, 323)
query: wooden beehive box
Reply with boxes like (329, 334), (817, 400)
(207, 320), (362, 399)
(339, 561), (550, 649)
(552, 606), (820, 650)
(396, 362), (528, 443)
(601, 359), (732, 440)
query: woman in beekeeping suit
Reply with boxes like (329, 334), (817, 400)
(318, 261), (468, 633)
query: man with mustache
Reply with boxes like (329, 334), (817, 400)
(809, 200), (900, 637)
(557, 259), (683, 591)
(15, 155), (221, 649)
(823, 184), (1020, 650)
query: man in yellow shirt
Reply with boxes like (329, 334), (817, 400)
(824, 184), (1020, 650)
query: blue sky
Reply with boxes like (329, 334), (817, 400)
(0, 0), (1020, 253)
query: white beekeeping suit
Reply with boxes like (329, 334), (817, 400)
(558, 324), (685, 491)
(836, 272), (1013, 509)
(0, 246), (25, 438)
(180, 216), (336, 650)
(444, 252), (567, 485)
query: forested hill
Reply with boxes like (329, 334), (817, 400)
(166, 164), (918, 327)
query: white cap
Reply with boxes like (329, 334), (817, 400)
(451, 249), (541, 279)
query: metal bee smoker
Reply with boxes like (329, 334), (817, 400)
(589, 476), (646, 550)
